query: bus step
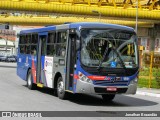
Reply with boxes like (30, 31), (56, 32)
(37, 83), (44, 88)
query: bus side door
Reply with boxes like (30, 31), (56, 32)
(37, 33), (47, 86)
(66, 33), (77, 91)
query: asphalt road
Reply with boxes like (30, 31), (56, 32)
(0, 62), (159, 120)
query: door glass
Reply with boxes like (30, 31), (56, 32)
(41, 37), (46, 56)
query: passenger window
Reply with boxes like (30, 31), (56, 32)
(19, 35), (26, 54)
(26, 34), (31, 44)
(57, 31), (67, 43)
(20, 45), (26, 54)
(30, 34), (38, 55)
(56, 31), (67, 57)
(25, 45), (30, 54)
(47, 32), (56, 56)
(19, 35), (25, 44)
(56, 44), (66, 57)
(48, 32), (56, 43)
(31, 34), (38, 44)
(31, 45), (37, 55)
(47, 45), (56, 56)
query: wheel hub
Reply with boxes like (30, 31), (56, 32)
(58, 81), (64, 94)
(28, 74), (31, 86)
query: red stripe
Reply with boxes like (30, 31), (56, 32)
(31, 57), (36, 83)
(74, 75), (79, 79)
(73, 74), (106, 80)
(87, 76), (105, 80)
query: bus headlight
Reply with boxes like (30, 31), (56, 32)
(78, 72), (92, 83)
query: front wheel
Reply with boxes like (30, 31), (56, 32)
(102, 94), (115, 102)
(57, 77), (68, 99)
(27, 70), (36, 90)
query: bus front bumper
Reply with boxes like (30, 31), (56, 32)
(75, 79), (137, 95)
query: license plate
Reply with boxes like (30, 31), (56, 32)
(107, 87), (117, 91)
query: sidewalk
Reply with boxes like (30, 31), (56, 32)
(136, 88), (160, 98)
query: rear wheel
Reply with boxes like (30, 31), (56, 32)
(57, 77), (68, 99)
(102, 94), (115, 102)
(27, 70), (36, 90)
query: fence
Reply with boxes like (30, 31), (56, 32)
(139, 51), (160, 89)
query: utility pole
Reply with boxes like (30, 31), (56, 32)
(135, 0), (138, 33)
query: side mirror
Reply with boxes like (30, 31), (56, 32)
(76, 39), (80, 51)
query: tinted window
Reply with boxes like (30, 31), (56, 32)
(32, 34), (38, 44)
(48, 32), (56, 43)
(56, 31), (67, 57)
(19, 35), (25, 44)
(26, 34), (31, 44)
(19, 33), (36, 54)
(57, 31), (67, 43)
(30, 34), (38, 55)
(47, 32), (56, 56)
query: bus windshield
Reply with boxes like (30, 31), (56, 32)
(81, 29), (138, 69)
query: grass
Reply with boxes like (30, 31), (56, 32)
(138, 78), (160, 89)
(139, 67), (160, 77)
(138, 67), (160, 89)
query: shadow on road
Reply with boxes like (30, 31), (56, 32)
(67, 93), (158, 107)
(23, 85), (158, 107)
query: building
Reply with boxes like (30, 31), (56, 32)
(0, 24), (16, 55)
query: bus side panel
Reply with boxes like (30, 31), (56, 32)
(52, 57), (66, 89)
(22, 55), (31, 81)
(17, 54), (28, 81)
(43, 56), (54, 88)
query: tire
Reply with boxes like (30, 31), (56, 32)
(57, 77), (68, 99)
(27, 70), (36, 90)
(102, 94), (115, 102)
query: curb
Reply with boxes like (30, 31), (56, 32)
(136, 91), (160, 98)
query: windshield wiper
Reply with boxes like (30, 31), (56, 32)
(112, 47), (126, 69)
(97, 45), (109, 71)
(95, 37), (126, 72)
(97, 46), (126, 71)
(97, 43), (126, 71)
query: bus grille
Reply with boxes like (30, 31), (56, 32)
(93, 80), (129, 86)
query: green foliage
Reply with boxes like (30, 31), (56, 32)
(139, 69), (149, 76)
(138, 78), (160, 89)
(139, 67), (160, 77)
(139, 67), (160, 88)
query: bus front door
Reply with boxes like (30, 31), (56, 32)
(36, 33), (47, 87)
(66, 35), (76, 91)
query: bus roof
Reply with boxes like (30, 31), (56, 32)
(20, 22), (134, 34)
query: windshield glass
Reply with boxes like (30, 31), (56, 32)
(81, 29), (138, 68)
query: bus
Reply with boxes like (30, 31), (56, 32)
(17, 22), (139, 101)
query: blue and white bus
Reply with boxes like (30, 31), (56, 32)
(17, 22), (139, 101)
